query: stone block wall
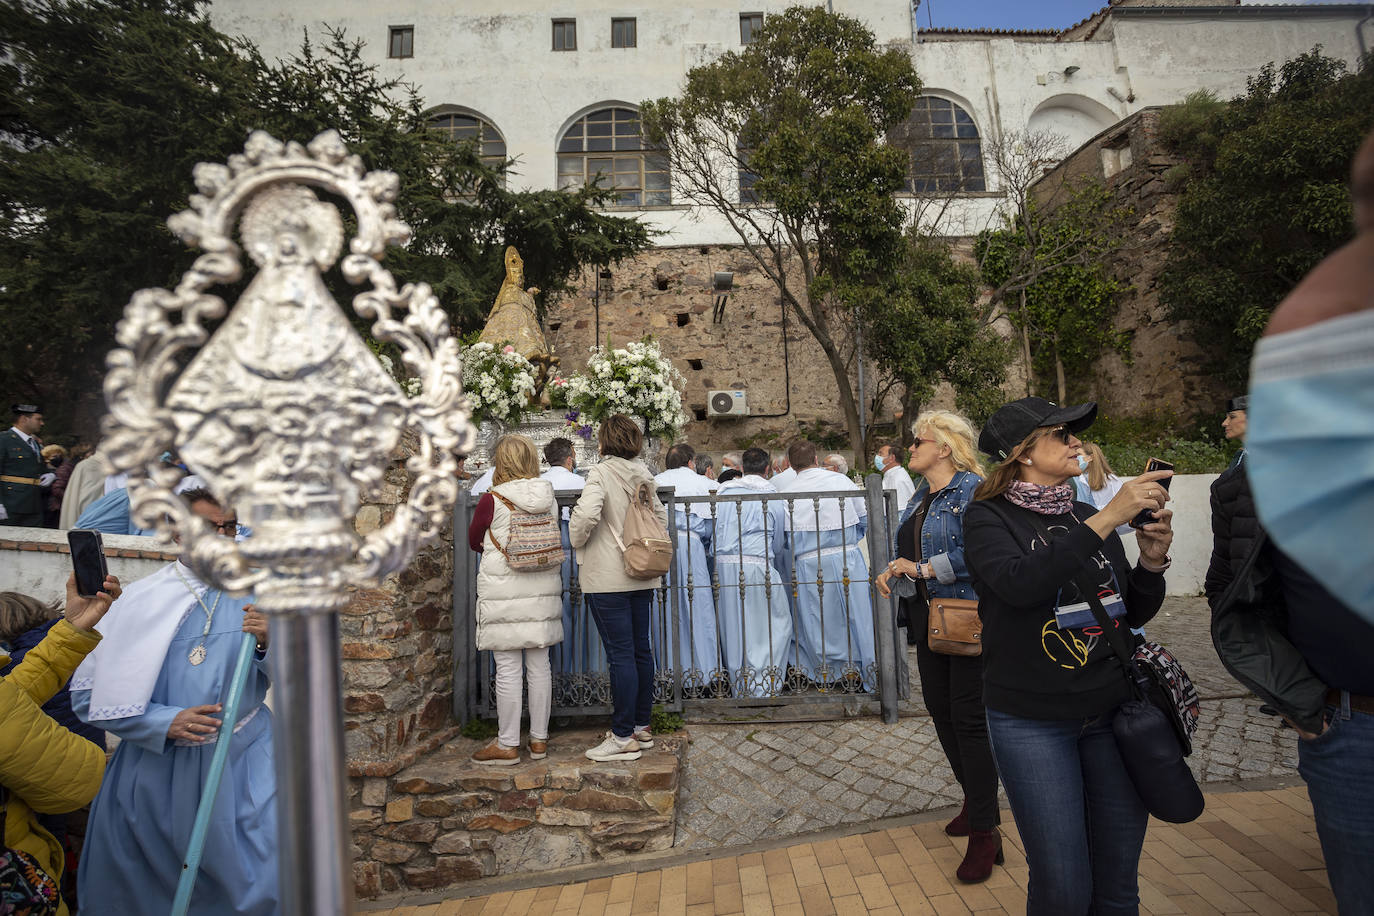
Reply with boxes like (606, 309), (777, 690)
(350, 732), (686, 898)
(1031, 108), (1221, 417)
(546, 248), (895, 454)
(342, 441), (460, 767)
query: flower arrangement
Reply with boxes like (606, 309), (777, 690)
(460, 342), (537, 425)
(563, 337), (689, 440)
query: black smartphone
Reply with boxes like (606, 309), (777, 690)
(1129, 457), (1175, 529)
(68, 529), (109, 597)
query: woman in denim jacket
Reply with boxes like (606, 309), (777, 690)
(875, 410), (1000, 884)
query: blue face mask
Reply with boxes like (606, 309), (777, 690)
(1076, 454), (1090, 473)
(874, 455), (886, 472)
(1247, 308), (1374, 623)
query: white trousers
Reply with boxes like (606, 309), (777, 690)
(492, 647), (552, 748)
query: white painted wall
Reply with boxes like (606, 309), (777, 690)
(1119, 472), (1217, 598)
(0, 528), (173, 605)
(208, 0), (1371, 244)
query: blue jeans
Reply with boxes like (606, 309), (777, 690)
(986, 708), (1148, 915)
(1298, 695), (1374, 916)
(587, 590), (655, 739)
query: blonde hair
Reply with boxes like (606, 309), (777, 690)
(974, 425), (1059, 501)
(491, 434), (540, 486)
(41, 444), (67, 462)
(0, 592), (57, 643)
(912, 410), (985, 478)
(1080, 442), (1114, 491)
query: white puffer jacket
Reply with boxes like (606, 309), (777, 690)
(475, 477), (565, 651)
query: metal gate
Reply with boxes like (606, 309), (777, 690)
(452, 475), (908, 724)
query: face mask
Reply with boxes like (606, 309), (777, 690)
(1076, 454), (1090, 473)
(873, 456), (886, 472)
(1247, 308), (1374, 623)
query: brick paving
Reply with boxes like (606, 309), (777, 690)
(367, 783), (1336, 915)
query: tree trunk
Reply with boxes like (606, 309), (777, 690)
(1053, 335), (1067, 405)
(1018, 289), (1033, 397)
(899, 386), (919, 448)
(814, 334), (865, 462)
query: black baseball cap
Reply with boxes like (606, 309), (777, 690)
(978, 397), (1097, 461)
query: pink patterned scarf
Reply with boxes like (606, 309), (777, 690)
(1005, 480), (1074, 515)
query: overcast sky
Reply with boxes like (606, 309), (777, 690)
(919, 0), (1336, 31)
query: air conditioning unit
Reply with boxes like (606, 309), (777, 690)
(707, 390), (748, 417)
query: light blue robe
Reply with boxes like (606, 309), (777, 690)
(73, 590), (278, 916)
(783, 468), (876, 690)
(653, 469), (719, 686)
(74, 487), (154, 536)
(714, 478), (794, 697)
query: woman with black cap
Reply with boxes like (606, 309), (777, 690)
(962, 396), (1175, 915)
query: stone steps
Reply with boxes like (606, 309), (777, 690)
(351, 728), (686, 898)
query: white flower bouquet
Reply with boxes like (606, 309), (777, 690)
(460, 342), (537, 425)
(563, 337), (689, 440)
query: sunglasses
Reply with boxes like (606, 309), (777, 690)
(911, 437), (937, 449)
(1047, 426), (1073, 445)
(210, 519), (239, 534)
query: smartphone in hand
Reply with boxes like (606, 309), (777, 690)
(1129, 458), (1175, 529)
(68, 529), (109, 597)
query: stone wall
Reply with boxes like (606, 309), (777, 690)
(342, 441), (460, 768)
(546, 249), (894, 455)
(1030, 108), (1222, 417)
(350, 730), (686, 898)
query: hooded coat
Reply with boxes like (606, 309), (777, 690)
(475, 477), (565, 651)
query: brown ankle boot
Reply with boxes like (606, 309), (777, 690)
(955, 829), (1003, 884)
(944, 800), (970, 837)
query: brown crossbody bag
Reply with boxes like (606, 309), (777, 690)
(928, 597), (982, 656)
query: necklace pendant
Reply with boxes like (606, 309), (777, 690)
(188, 644), (207, 666)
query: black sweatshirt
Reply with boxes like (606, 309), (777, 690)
(963, 496), (1167, 720)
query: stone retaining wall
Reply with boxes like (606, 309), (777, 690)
(350, 730), (686, 898)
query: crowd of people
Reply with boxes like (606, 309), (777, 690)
(1, 129), (1370, 916)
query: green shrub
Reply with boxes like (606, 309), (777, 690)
(651, 705), (685, 734)
(460, 717), (498, 740)
(1085, 411), (1238, 475)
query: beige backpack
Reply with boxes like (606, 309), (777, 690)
(610, 481), (673, 579)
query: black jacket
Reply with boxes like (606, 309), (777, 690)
(1206, 463), (1327, 734)
(964, 496), (1165, 720)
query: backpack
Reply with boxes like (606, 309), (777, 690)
(610, 481), (673, 579)
(488, 491), (565, 571)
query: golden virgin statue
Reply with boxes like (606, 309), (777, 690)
(479, 247), (549, 357)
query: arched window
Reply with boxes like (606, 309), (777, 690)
(428, 111), (507, 169)
(557, 107), (669, 208)
(892, 97), (985, 193)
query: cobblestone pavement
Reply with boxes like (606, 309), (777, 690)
(675, 597), (1298, 850)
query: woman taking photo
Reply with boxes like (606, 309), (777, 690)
(468, 434), (564, 765)
(874, 410), (1001, 883)
(570, 414), (669, 763)
(962, 397), (1174, 914)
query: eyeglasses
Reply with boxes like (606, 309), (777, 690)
(210, 519), (238, 534)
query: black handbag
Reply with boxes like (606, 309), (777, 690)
(1077, 579), (1205, 824)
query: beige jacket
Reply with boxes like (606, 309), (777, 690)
(569, 456), (669, 594)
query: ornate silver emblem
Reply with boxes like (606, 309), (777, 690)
(102, 130), (473, 609)
(100, 130), (475, 913)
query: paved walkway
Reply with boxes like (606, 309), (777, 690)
(675, 597), (1295, 849)
(367, 783), (1336, 915)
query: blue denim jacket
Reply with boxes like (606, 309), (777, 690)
(897, 469), (981, 601)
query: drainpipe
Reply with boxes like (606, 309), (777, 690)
(911, 0), (920, 42)
(1358, 5), (1373, 57)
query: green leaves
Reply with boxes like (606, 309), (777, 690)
(0, 2), (651, 436)
(1159, 48), (1374, 389)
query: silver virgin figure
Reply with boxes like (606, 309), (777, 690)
(101, 130), (474, 914)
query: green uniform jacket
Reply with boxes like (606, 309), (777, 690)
(0, 428), (45, 522)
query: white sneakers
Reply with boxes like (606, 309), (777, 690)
(584, 731), (643, 762)
(632, 727), (654, 749)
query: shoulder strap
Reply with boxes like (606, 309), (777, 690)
(487, 491), (516, 560)
(1015, 506), (1140, 676)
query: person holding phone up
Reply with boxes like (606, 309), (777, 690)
(962, 397), (1173, 916)
(0, 572), (120, 916)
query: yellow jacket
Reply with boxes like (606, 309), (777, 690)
(1, 619), (106, 914)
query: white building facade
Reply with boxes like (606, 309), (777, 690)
(212, 0), (1372, 241)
